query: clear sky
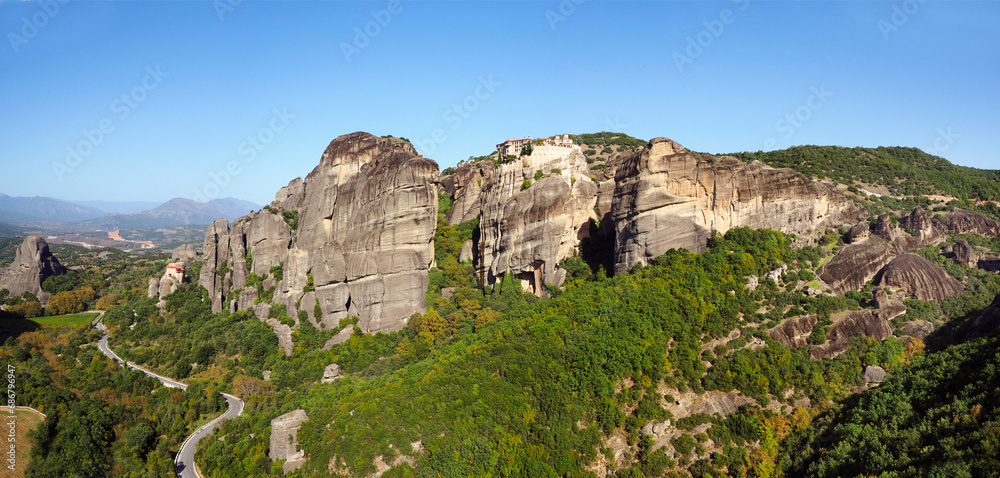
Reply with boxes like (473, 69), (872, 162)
(1, 0), (997, 205)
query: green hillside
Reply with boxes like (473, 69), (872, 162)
(782, 328), (1000, 477)
(730, 146), (1000, 202)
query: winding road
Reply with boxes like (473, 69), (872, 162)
(95, 319), (244, 478)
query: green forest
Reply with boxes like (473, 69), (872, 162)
(731, 146), (1000, 203)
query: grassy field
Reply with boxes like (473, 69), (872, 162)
(1, 312), (99, 340)
(28, 312), (100, 327)
(9, 407), (45, 478)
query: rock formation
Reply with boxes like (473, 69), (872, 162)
(816, 236), (896, 294)
(270, 409), (309, 473)
(899, 206), (946, 245)
(818, 207), (949, 295)
(321, 363), (341, 384)
(810, 309), (894, 359)
(846, 222), (870, 243)
(872, 213), (898, 240)
(171, 244), (198, 261)
(768, 315), (818, 348)
(862, 365), (886, 383)
(448, 145), (599, 295)
(199, 132), (438, 338)
(610, 138), (866, 273)
(873, 288), (907, 320)
(0, 236), (65, 303)
(441, 164), (486, 225)
(951, 239), (980, 268)
(933, 208), (1000, 237)
(805, 288), (906, 359)
(875, 253), (965, 302)
(147, 259), (191, 304)
(901, 320), (933, 340)
(980, 256), (1000, 272)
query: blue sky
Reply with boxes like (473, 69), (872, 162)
(1, 1), (997, 205)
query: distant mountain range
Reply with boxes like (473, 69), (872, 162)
(0, 194), (107, 223)
(71, 200), (162, 215)
(0, 194), (259, 229)
(79, 198), (259, 230)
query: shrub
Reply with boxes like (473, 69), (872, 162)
(672, 434), (697, 456)
(304, 273), (315, 292)
(282, 210), (299, 230)
(6, 301), (42, 318)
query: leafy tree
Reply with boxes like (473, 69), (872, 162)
(47, 286), (96, 315)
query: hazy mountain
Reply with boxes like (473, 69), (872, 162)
(79, 197), (260, 230)
(0, 194), (107, 223)
(72, 199), (162, 215)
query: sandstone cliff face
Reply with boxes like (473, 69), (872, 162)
(450, 145), (599, 295)
(199, 218), (233, 313)
(876, 253), (965, 302)
(199, 132), (438, 337)
(611, 138), (866, 273)
(0, 236), (65, 303)
(286, 133), (438, 332)
(441, 165), (485, 225)
(934, 208), (1000, 237)
(171, 244), (198, 261)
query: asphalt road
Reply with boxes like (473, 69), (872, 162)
(95, 320), (244, 478)
(174, 392), (244, 478)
